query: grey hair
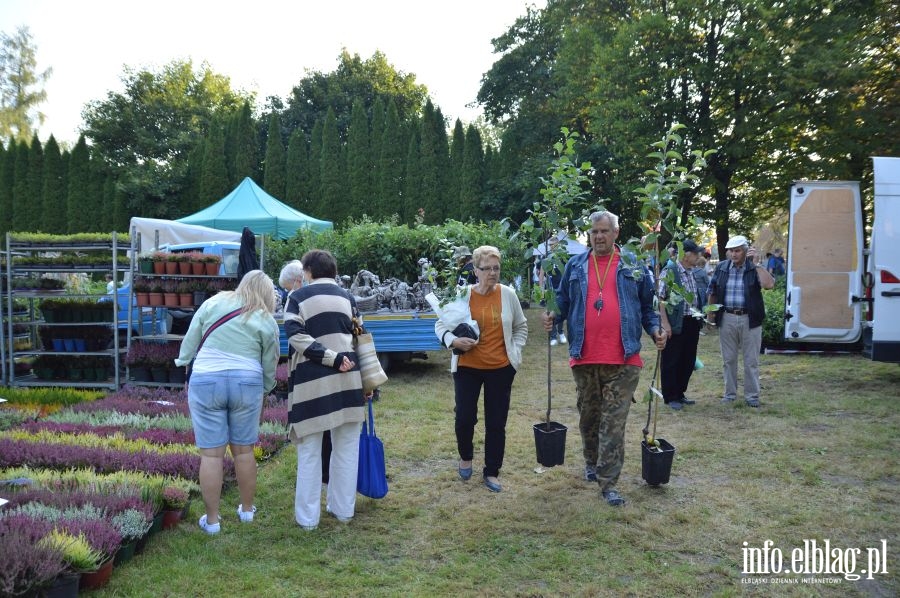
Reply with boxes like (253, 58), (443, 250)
(473, 245), (502, 268)
(278, 260), (303, 288)
(590, 210), (619, 230)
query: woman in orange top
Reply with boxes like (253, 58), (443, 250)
(434, 246), (528, 493)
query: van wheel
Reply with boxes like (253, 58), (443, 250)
(378, 353), (390, 372)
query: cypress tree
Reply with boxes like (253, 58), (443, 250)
(23, 134), (43, 231)
(320, 107), (343, 223)
(417, 101), (443, 224)
(370, 98), (385, 207)
(263, 113), (286, 198)
(12, 139), (29, 231)
(228, 103), (258, 185)
(460, 124), (485, 221)
(41, 135), (66, 233)
(309, 118), (323, 208)
(285, 129), (312, 212)
(379, 99), (405, 220)
(449, 119), (466, 217)
(199, 125), (229, 212)
(66, 136), (91, 232)
(403, 128), (420, 225)
(0, 141), (12, 236)
(347, 99), (371, 217)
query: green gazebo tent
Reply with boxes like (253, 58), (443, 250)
(177, 177), (332, 240)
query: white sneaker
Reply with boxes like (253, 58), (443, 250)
(237, 504), (257, 522)
(326, 504), (352, 523)
(198, 514), (220, 534)
(550, 339), (559, 346)
(559, 334), (567, 344)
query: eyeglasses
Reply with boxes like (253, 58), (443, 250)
(477, 266), (501, 273)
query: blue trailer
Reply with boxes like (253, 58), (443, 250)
(278, 310), (442, 370)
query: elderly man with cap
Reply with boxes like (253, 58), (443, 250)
(707, 235), (775, 407)
(658, 239), (706, 410)
(454, 246), (476, 285)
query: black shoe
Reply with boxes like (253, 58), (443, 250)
(666, 400), (684, 411)
(602, 489), (626, 506)
(680, 397), (696, 405)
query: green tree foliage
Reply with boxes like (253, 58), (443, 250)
(40, 135), (66, 234)
(479, 0), (897, 253)
(449, 119), (466, 215)
(226, 102), (258, 185)
(347, 99), (372, 215)
(0, 142), (9, 235)
(404, 130), (420, 224)
(0, 26), (51, 142)
(460, 124), (486, 220)
(263, 113), (286, 199)
(11, 138), (27, 230)
(319, 108), (344, 223)
(66, 136), (91, 233)
(285, 129), (312, 212)
(280, 50), (427, 138)
(417, 100), (449, 224)
(198, 124), (229, 214)
(81, 59), (247, 219)
(308, 119), (323, 208)
(22, 133), (43, 231)
(378, 99), (405, 220)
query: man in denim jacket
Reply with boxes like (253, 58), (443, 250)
(542, 211), (667, 506)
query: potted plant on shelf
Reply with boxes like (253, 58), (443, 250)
(125, 342), (152, 382)
(151, 251), (168, 274)
(137, 250), (154, 274)
(191, 280), (208, 306)
(133, 280), (151, 306)
(148, 283), (164, 306)
(176, 281), (193, 307)
(172, 252), (191, 275)
(111, 508), (153, 566)
(161, 278), (179, 307)
(188, 252), (205, 275)
(199, 253), (222, 275)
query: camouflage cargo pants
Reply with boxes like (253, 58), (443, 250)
(572, 364), (641, 491)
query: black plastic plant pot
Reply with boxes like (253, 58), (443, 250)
(533, 421), (567, 467)
(641, 438), (676, 486)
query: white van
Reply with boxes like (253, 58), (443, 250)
(784, 156), (900, 362)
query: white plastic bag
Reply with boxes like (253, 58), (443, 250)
(426, 291), (480, 338)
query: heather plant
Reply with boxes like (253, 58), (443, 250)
(0, 386), (104, 408)
(40, 529), (103, 572)
(0, 437), (227, 479)
(0, 467), (182, 500)
(0, 406), (35, 430)
(57, 517), (122, 562)
(112, 508), (153, 542)
(161, 486), (189, 510)
(0, 520), (67, 596)
(0, 429), (198, 456)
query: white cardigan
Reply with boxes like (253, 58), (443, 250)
(434, 284), (528, 373)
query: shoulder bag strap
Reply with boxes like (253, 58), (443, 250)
(197, 308), (243, 352)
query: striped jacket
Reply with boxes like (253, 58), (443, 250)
(283, 279), (365, 440)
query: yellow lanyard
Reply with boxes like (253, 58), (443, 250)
(591, 250), (616, 314)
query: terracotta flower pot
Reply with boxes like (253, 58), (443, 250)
(79, 558), (113, 591)
(178, 261), (191, 275)
(162, 509), (183, 530)
(165, 261), (178, 275)
(148, 292), (164, 306)
(163, 292), (179, 307)
(152, 261), (165, 274)
(204, 262), (219, 275)
(191, 261), (205, 275)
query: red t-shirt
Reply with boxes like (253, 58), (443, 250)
(571, 251), (643, 368)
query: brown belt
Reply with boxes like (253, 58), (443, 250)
(724, 307), (747, 315)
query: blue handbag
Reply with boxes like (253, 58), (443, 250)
(357, 401), (388, 499)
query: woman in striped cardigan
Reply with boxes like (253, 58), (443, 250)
(284, 249), (366, 530)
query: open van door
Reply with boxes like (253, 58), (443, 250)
(784, 181), (864, 344)
(868, 157), (900, 362)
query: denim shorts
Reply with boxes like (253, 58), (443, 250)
(188, 370), (264, 448)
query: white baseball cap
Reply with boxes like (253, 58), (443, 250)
(725, 235), (749, 249)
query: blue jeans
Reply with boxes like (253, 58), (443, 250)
(188, 370), (264, 448)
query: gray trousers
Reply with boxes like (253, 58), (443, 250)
(719, 312), (762, 401)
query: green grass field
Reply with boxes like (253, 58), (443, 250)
(95, 309), (899, 597)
